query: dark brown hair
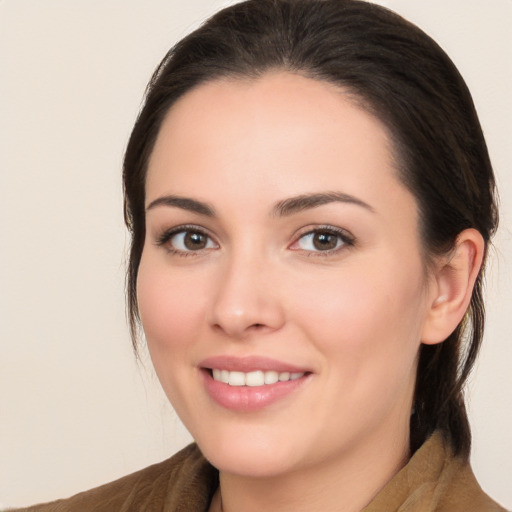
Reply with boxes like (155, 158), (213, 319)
(123, 0), (498, 458)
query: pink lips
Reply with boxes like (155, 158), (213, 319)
(200, 356), (311, 412)
(200, 355), (308, 373)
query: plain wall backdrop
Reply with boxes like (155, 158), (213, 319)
(1, 0), (511, 508)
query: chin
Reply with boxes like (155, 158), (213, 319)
(193, 426), (307, 478)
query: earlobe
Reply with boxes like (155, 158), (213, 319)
(421, 229), (485, 345)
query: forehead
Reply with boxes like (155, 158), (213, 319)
(146, 71), (415, 222)
(150, 72), (393, 166)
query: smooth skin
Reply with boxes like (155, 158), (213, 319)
(137, 72), (484, 512)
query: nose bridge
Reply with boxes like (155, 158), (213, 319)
(207, 243), (284, 338)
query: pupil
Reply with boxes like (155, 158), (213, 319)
(313, 232), (337, 250)
(185, 232), (206, 250)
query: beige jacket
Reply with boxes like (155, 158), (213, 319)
(12, 432), (507, 511)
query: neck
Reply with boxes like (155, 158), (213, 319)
(211, 426), (410, 512)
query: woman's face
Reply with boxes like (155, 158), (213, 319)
(137, 72), (436, 478)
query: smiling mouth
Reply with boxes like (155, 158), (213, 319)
(201, 360), (311, 411)
(210, 369), (306, 387)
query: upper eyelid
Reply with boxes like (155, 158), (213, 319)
(292, 225), (355, 241)
(156, 224), (217, 245)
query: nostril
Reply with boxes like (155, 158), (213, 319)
(249, 323), (266, 331)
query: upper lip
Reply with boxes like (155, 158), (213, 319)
(199, 355), (310, 374)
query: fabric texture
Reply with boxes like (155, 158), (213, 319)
(11, 432), (507, 512)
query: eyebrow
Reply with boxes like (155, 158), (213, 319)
(272, 192), (374, 216)
(146, 191), (374, 217)
(146, 195), (215, 216)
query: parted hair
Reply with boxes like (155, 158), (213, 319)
(123, 0), (498, 458)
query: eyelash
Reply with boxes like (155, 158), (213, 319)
(155, 224), (355, 257)
(156, 225), (217, 256)
(290, 225), (355, 256)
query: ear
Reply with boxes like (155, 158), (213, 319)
(421, 228), (485, 345)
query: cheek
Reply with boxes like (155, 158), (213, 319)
(292, 259), (427, 382)
(294, 264), (426, 441)
(136, 254), (207, 361)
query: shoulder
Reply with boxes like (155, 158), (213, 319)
(438, 458), (508, 512)
(424, 433), (507, 512)
(364, 432), (508, 512)
(10, 443), (218, 512)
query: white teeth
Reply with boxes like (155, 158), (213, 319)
(211, 369), (305, 386)
(246, 371), (264, 387)
(228, 371), (245, 386)
(264, 371), (279, 384)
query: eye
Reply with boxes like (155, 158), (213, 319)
(157, 227), (218, 254)
(291, 227), (354, 253)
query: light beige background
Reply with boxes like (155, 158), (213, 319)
(1, 0), (511, 508)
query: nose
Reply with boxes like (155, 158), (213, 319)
(206, 252), (286, 339)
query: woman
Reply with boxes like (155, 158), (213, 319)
(13, 0), (507, 510)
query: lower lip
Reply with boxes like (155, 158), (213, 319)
(201, 370), (310, 412)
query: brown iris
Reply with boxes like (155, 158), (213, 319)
(312, 232), (339, 251)
(184, 231), (208, 250)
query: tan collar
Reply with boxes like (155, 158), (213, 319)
(362, 432), (505, 511)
